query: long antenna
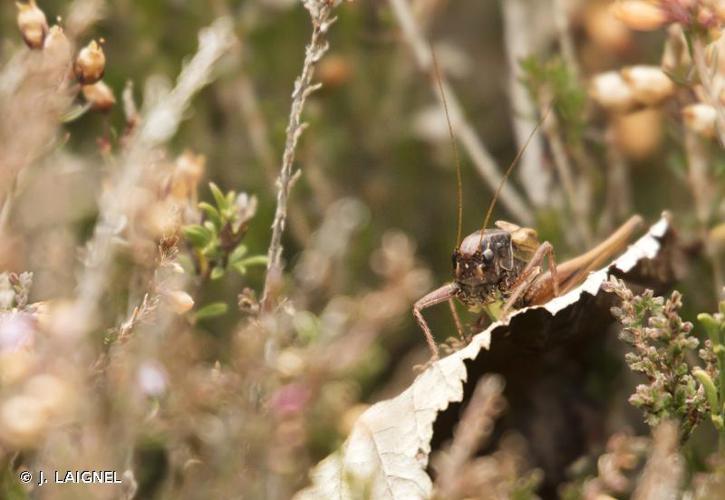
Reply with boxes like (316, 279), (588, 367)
(478, 102), (554, 244)
(430, 43), (463, 246)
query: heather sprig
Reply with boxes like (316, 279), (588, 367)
(603, 277), (706, 440)
(183, 182), (267, 282)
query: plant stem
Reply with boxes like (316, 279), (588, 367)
(691, 34), (725, 147)
(719, 335), (725, 453)
(260, 0), (338, 312)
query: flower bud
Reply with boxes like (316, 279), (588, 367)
(585, 2), (633, 53)
(621, 65), (675, 105)
(697, 6), (718, 29)
(318, 54), (353, 88)
(74, 40), (105, 84)
(613, 109), (663, 160)
(590, 71), (636, 112)
(16, 0), (48, 49)
(611, 1), (668, 31)
(682, 103), (717, 137)
(81, 80), (116, 112)
(166, 290), (194, 314)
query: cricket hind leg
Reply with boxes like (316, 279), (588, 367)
(501, 242), (559, 317)
(413, 282), (459, 360)
(524, 215), (644, 305)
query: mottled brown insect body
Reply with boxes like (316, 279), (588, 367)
(414, 216), (643, 359)
(452, 229), (526, 309)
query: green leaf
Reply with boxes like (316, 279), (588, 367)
(210, 266), (225, 280)
(694, 368), (719, 415)
(209, 182), (229, 211)
(238, 255), (268, 267)
(232, 255), (267, 276)
(194, 302), (229, 321)
(182, 225), (213, 248)
(228, 244), (248, 264)
(198, 202), (222, 229)
(699, 313), (721, 346)
(231, 261), (248, 275)
(203, 220), (218, 235)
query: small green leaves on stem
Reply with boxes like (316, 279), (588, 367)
(182, 183), (267, 281)
(520, 55), (587, 143)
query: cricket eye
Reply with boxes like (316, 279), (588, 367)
(483, 248), (494, 262)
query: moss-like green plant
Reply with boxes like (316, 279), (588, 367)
(603, 277), (706, 441)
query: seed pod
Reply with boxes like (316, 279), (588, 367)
(590, 71), (636, 112)
(16, 0), (48, 49)
(81, 80), (116, 112)
(621, 65), (675, 105)
(611, 1), (668, 31)
(166, 290), (194, 314)
(585, 2), (633, 53)
(613, 109), (663, 160)
(682, 103), (717, 137)
(74, 40), (105, 84)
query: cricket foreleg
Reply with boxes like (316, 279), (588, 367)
(413, 283), (458, 359)
(448, 299), (464, 340)
(501, 242), (559, 316)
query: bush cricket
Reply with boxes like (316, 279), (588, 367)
(413, 50), (643, 360)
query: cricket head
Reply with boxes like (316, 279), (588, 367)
(452, 229), (514, 288)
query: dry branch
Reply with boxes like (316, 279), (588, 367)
(261, 0), (341, 311)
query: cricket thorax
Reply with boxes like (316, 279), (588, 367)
(452, 229), (526, 308)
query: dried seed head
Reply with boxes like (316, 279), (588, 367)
(590, 71), (636, 112)
(74, 40), (105, 84)
(16, 0), (48, 49)
(166, 290), (194, 314)
(716, 1), (725, 21)
(170, 151), (206, 200)
(621, 65), (675, 105)
(146, 200), (181, 237)
(682, 103), (717, 137)
(585, 2), (633, 53)
(614, 109), (663, 160)
(697, 6), (718, 28)
(318, 54), (353, 87)
(81, 80), (116, 112)
(612, 1), (668, 31)
(661, 25), (691, 74)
